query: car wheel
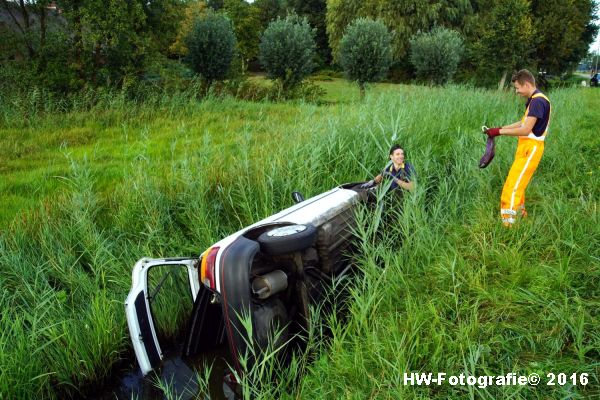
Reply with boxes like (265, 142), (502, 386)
(257, 224), (317, 256)
(252, 298), (289, 350)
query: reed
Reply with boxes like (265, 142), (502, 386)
(0, 81), (597, 398)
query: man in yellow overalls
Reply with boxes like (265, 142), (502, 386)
(484, 69), (551, 226)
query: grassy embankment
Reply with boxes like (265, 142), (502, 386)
(0, 80), (598, 399)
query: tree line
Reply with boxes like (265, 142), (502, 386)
(1, 0), (597, 93)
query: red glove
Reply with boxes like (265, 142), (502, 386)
(485, 127), (501, 138)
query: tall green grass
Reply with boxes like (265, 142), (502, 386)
(292, 88), (600, 399)
(0, 83), (598, 398)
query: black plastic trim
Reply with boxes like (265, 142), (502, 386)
(134, 291), (161, 368)
(184, 286), (226, 356)
(219, 236), (259, 375)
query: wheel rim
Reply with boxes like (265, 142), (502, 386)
(267, 225), (307, 237)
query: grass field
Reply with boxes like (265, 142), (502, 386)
(0, 79), (599, 399)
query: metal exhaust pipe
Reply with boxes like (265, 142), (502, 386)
(252, 270), (288, 299)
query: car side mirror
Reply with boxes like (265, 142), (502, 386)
(291, 191), (305, 204)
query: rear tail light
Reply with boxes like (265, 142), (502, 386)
(200, 246), (220, 289)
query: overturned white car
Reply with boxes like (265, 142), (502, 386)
(125, 181), (376, 377)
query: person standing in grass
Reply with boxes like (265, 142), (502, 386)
(484, 69), (551, 226)
(373, 144), (415, 193)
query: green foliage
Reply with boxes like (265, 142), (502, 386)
(325, 0), (363, 63)
(270, 79), (326, 102)
(184, 11), (237, 83)
(259, 14), (317, 90)
(531, 0), (598, 74)
(409, 26), (464, 85)
(466, 0), (534, 88)
(0, 6), (24, 61)
(0, 0), (53, 59)
(169, 1), (209, 57)
(60, 0), (150, 85)
(327, 0), (596, 84)
(1, 0), (189, 90)
(254, 0), (287, 30)
(2, 0), (596, 92)
(223, 0), (262, 66)
(207, 0), (223, 11)
(143, 0), (188, 55)
(339, 18), (392, 95)
(326, 0), (472, 64)
(195, 75), (325, 102)
(288, 0), (331, 66)
(36, 30), (82, 92)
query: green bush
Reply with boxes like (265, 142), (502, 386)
(311, 68), (344, 81)
(0, 29), (82, 94)
(339, 18), (392, 98)
(218, 77), (324, 102)
(37, 31), (83, 92)
(259, 14), (317, 90)
(185, 12), (237, 83)
(409, 27), (464, 85)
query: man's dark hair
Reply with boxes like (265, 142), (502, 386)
(511, 69), (536, 86)
(389, 144), (403, 155)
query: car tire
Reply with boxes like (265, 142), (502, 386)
(257, 224), (317, 256)
(252, 298), (289, 350)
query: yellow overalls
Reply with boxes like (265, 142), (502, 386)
(500, 92), (551, 225)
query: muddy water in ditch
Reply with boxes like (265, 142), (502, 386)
(89, 344), (235, 400)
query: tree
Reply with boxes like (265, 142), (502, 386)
(143, 0), (188, 56)
(467, 0), (534, 89)
(207, 0), (223, 11)
(254, 0), (287, 30)
(259, 14), (316, 90)
(326, 0), (472, 64)
(409, 26), (464, 85)
(2, 0), (195, 90)
(325, 0), (362, 63)
(222, 0), (261, 68)
(169, 1), (209, 57)
(531, 0), (598, 74)
(65, 0), (148, 84)
(0, 0), (53, 61)
(57, 0), (189, 86)
(13, 0), (151, 87)
(185, 11), (237, 84)
(339, 18), (392, 98)
(0, 0), (78, 91)
(288, 0), (331, 66)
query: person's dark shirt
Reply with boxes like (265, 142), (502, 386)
(526, 89), (551, 137)
(384, 162), (415, 191)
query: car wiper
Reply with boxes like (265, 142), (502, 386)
(148, 270), (173, 303)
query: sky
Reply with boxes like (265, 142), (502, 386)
(592, 36), (600, 53)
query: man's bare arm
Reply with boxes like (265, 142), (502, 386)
(502, 121), (523, 129)
(500, 117), (537, 137)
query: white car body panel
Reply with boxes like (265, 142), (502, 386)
(211, 187), (360, 291)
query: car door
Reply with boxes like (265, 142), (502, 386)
(125, 257), (200, 375)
